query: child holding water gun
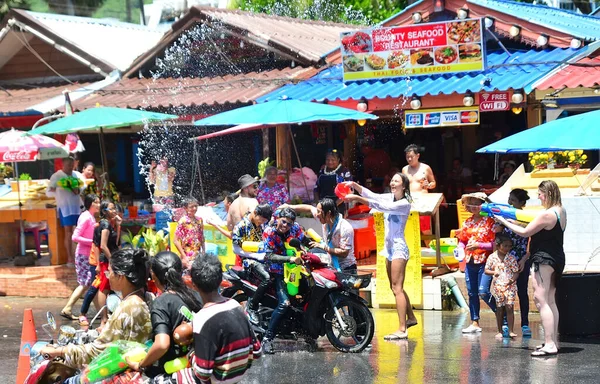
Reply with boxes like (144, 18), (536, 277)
(485, 234), (520, 339)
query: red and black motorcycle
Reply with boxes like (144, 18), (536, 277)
(221, 240), (374, 353)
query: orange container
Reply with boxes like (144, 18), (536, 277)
(354, 227), (376, 260)
(128, 205), (138, 218)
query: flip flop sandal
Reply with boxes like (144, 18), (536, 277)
(531, 349), (558, 357)
(384, 332), (408, 340)
(535, 343), (560, 352)
(406, 320), (418, 329)
(60, 311), (78, 321)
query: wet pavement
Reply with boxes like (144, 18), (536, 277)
(2, 296), (600, 383)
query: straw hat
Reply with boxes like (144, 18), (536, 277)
(461, 192), (489, 205)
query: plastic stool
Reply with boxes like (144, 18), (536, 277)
(21, 222), (48, 257)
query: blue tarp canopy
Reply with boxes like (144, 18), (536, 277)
(193, 98), (377, 126)
(477, 110), (600, 153)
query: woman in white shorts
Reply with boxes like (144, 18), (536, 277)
(345, 173), (417, 340)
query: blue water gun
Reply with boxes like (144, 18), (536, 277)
(479, 203), (536, 223)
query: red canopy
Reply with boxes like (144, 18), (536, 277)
(194, 124), (263, 141)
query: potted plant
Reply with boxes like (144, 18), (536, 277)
(10, 172), (32, 191)
(0, 163), (13, 184)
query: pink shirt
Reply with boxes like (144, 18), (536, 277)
(72, 210), (96, 256)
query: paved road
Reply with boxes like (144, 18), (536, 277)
(2, 297), (599, 383)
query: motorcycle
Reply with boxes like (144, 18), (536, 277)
(221, 239), (375, 353)
(25, 295), (122, 384)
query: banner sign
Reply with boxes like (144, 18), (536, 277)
(340, 18), (485, 82)
(404, 107), (480, 129)
(479, 91), (510, 112)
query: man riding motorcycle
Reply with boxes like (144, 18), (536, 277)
(231, 203), (272, 323)
(261, 207), (310, 354)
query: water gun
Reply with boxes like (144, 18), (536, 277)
(83, 341), (147, 383)
(241, 241), (265, 253)
(164, 356), (189, 374)
(283, 241), (309, 296)
(479, 203), (537, 223)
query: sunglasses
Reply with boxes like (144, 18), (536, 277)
(279, 220), (294, 227)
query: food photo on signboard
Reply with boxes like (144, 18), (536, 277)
(339, 18), (485, 81)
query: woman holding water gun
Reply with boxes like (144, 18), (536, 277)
(127, 251), (202, 377)
(344, 174), (417, 341)
(456, 192), (497, 334)
(40, 248), (152, 381)
(495, 180), (566, 357)
(493, 189), (533, 337)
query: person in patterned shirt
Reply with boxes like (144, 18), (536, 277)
(261, 208), (308, 353)
(456, 192), (497, 334)
(485, 234), (519, 339)
(257, 166), (289, 211)
(41, 248), (152, 376)
(494, 188), (532, 336)
(83, 167), (120, 203)
(174, 197), (204, 269)
(232, 204), (272, 323)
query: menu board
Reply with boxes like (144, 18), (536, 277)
(340, 18), (485, 82)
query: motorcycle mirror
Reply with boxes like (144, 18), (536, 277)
(46, 312), (57, 331)
(106, 294), (121, 313)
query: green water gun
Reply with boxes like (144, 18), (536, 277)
(83, 341), (147, 383)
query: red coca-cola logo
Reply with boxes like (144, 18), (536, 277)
(1, 151), (35, 162)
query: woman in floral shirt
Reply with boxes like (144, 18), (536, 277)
(174, 197), (204, 269)
(456, 192), (497, 334)
(257, 166), (289, 211)
(84, 167), (120, 203)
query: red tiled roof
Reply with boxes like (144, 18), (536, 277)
(535, 56), (600, 89)
(0, 82), (96, 114)
(67, 67), (319, 111)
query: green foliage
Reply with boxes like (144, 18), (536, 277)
(122, 227), (168, 256)
(257, 157), (275, 178)
(19, 173), (32, 180)
(1, 0), (30, 19)
(26, 0), (152, 23)
(231, 0), (407, 24)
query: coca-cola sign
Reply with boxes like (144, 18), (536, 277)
(1, 151), (36, 162)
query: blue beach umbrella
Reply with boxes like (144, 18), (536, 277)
(477, 110), (600, 153)
(193, 97), (378, 126)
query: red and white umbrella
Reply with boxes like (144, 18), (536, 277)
(0, 129), (68, 257)
(0, 129), (68, 162)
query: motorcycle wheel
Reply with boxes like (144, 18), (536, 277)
(325, 295), (374, 353)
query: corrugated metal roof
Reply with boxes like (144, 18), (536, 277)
(200, 7), (360, 64)
(24, 11), (166, 71)
(66, 67), (317, 110)
(258, 48), (580, 102)
(468, 0), (600, 41)
(0, 82), (96, 114)
(534, 56), (600, 89)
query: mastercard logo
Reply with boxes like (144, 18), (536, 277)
(460, 111), (479, 123)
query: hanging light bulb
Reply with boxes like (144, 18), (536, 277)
(356, 98), (368, 112)
(511, 90), (524, 104)
(357, 119), (367, 126)
(410, 96), (422, 110)
(463, 91), (475, 107)
(457, 8), (469, 20)
(537, 35), (549, 47)
(509, 25), (521, 37)
(484, 17), (494, 28)
(412, 12), (422, 23)
(570, 39), (582, 49)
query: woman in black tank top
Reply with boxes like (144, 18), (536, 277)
(494, 180), (565, 357)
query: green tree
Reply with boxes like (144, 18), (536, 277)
(1, 0), (30, 20)
(43, 0), (107, 16)
(231, 0), (408, 24)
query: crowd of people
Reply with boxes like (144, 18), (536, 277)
(39, 140), (564, 384)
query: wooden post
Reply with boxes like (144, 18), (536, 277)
(275, 125), (291, 171)
(262, 128), (269, 159)
(343, 122), (357, 172)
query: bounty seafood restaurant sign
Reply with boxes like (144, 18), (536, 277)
(404, 107), (480, 129)
(340, 18), (485, 82)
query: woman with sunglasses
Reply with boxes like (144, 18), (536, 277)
(41, 248), (152, 378)
(261, 208), (307, 354)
